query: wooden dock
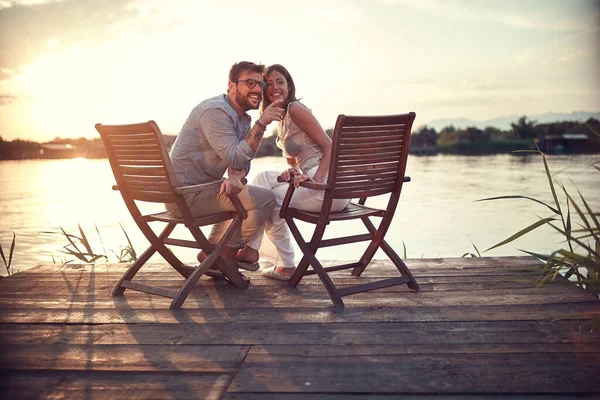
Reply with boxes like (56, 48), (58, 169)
(1, 256), (599, 399)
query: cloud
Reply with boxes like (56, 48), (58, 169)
(0, 0), (67, 11)
(377, 0), (599, 32)
(0, 0), (139, 70)
(0, 67), (20, 80)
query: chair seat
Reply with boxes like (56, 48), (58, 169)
(287, 202), (386, 224)
(142, 211), (237, 225)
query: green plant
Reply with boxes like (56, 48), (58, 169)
(57, 224), (108, 264)
(477, 145), (599, 329)
(1, 232), (16, 276)
(111, 223), (137, 263)
(461, 238), (482, 258)
(46, 223), (138, 265)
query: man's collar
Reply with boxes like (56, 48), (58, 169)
(224, 94), (250, 119)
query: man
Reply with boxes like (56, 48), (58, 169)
(168, 61), (284, 270)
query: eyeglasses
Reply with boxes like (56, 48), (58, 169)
(235, 79), (266, 90)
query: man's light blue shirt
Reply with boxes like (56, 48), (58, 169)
(170, 94), (254, 186)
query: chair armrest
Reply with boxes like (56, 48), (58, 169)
(174, 177), (248, 195)
(174, 180), (224, 194)
(298, 180), (331, 190)
(228, 194), (248, 219)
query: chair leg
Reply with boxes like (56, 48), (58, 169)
(350, 216), (419, 291)
(286, 219), (344, 307)
(188, 216), (249, 290)
(378, 238), (419, 291)
(138, 222), (196, 278)
(112, 244), (156, 295)
(170, 246), (221, 309)
(113, 223), (188, 296)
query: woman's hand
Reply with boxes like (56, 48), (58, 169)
(279, 167), (301, 183)
(259, 99), (285, 125)
(293, 173), (312, 188)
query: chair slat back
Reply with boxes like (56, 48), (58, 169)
(96, 121), (179, 203)
(328, 113), (416, 199)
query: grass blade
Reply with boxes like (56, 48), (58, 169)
(484, 217), (556, 252)
(540, 152), (562, 217)
(8, 232), (15, 269)
(0, 241), (6, 267)
(95, 223), (108, 260)
(119, 223), (137, 261)
(78, 224), (94, 256)
(475, 195), (560, 215)
(578, 189), (600, 237)
(547, 222), (600, 259)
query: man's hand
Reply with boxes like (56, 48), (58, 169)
(227, 167), (247, 180)
(246, 99), (285, 153)
(220, 177), (243, 196)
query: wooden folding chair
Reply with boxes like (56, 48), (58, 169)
(280, 112), (420, 307)
(96, 121), (249, 309)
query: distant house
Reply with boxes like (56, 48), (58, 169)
(40, 143), (78, 159)
(409, 130), (438, 155)
(542, 133), (589, 154)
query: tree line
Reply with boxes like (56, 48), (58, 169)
(417, 116), (600, 146)
(1, 116), (599, 160)
(0, 134), (283, 161)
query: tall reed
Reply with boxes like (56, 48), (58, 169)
(46, 223), (138, 265)
(477, 142), (599, 329)
(0, 232), (16, 276)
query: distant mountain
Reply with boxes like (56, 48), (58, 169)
(426, 111), (600, 131)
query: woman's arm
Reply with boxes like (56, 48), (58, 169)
(288, 102), (332, 183)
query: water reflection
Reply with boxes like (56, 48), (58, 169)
(1, 154), (598, 275)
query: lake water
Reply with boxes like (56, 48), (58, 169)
(1, 154), (599, 276)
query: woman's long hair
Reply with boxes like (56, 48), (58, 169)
(260, 64), (298, 114)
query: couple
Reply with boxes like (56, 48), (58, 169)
(167, 61), (349, 281)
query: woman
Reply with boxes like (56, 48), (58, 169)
(238, 64), (349, 280)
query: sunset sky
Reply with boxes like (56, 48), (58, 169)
(0, 0), (598, 142)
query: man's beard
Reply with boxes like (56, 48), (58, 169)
(235, 92), (261, 111)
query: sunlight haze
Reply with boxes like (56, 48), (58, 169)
(0, 0), (598, 142)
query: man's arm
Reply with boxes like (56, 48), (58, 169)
(245, 99), (285, 153)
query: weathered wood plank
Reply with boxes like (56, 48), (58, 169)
(0, 272), (546, 285)
(0, 321), (597, 346)
(19, 256), (542, 274)
(0, 281), (588, 301)
(0, 371), (231, 400)
(222, 395), (600, 400)
(1, 302), (598, 324)
(0, 274), (573, 295)
(0, 288), (594, 309)
(228, 352), (600, 394)
(246, 343), (600, 357)
(0, 257), (597, 398)
(0, 344), (249, 372)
